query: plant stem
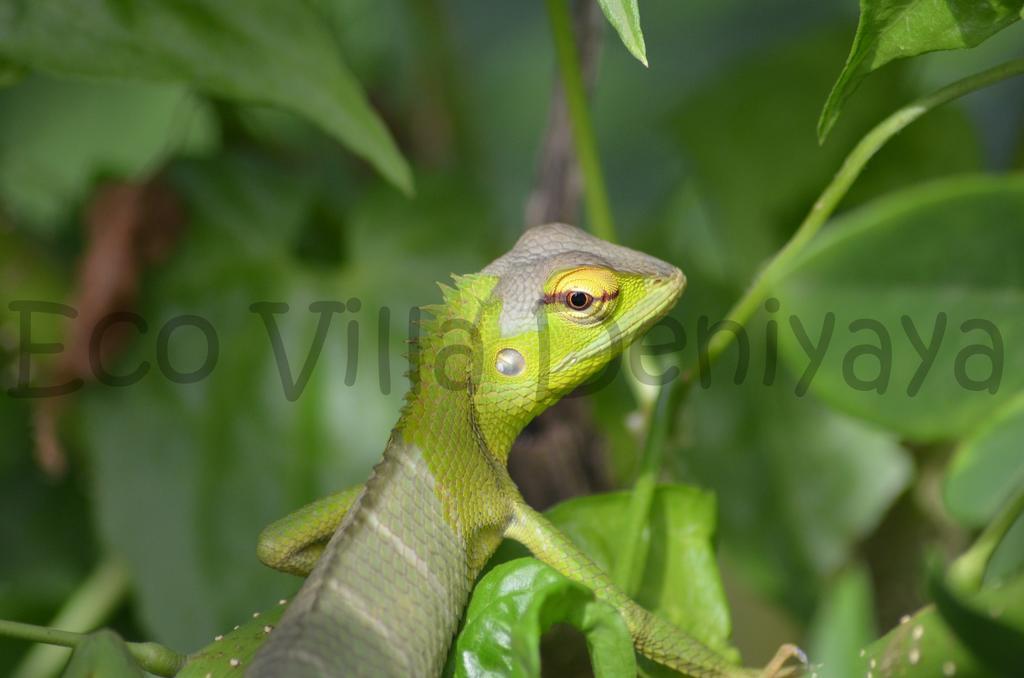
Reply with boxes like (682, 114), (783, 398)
(0, 616), (185, 678)
(696, 56), (1024, 372)
(949, 489), (1024, 593)
(544, 0), (660, 451)
(0, 620), (82, 649)
(614, 381), (674, 595)
(545, 0), (616, 242)
(11, 556), (129, 678)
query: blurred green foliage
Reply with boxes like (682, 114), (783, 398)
(773, 175), (1024, 439)
(1, 0), (1023, 676)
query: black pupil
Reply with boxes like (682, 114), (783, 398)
(567, 291), (591, 310)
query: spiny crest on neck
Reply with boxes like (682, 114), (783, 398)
(401, 272), (498, 401)
(414, 272), (496, 341)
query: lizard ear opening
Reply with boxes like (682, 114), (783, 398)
(495, 347), (526, 376)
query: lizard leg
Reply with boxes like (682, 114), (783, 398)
(256, 485), (364, 576)
(506, 500), (802, 678)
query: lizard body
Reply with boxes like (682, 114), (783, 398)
(248, 224), (800, 677)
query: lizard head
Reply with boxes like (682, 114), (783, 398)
(475, 223), (685, 421)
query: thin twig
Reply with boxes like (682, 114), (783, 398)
(694, 57), (1024, 374)
(527, 0), (602, 227)
(544, 0), (616, 241)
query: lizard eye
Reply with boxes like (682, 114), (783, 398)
(566, 291), (593, 310)
(545, 266), (619, 325)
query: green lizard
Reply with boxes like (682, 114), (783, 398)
(248, 223), (802, 677)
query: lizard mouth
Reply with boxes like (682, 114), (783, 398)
(550, 267), (686, 374)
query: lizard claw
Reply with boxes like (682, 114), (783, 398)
(760, 643), (808, 677)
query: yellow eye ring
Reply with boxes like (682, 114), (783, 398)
(544, 267), (618, 323)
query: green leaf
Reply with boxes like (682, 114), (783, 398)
(988, 514), (1024, 584)
(597, 0), (648, 67)
(63, 630), (144, 678)
(771, 174), (1024, 441)
(855, 566), (1024, 677)
(544, 486), (736, 659)
(859, 604), (985, 677)
(806, 566), (877, 678)
(0, 76), (217, 234)
(478, 485), (738, 668)
(834, 528), (1024, 678)
(945, 394), (1024, 527)
(0, 0), (412, 194)
(929, 561), (1024, 674)
(819, 0), (1023, 141)
(452, 558), (635, 678)
(178, 603), (285, 677)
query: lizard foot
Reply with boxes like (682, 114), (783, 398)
(759, 643), (808, 677)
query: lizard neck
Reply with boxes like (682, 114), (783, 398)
(394, 274), (529, 572)
(398, 378), (511, 459)
(397, 273), (524, 464)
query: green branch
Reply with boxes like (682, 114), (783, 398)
(4, 556), (185, 677)
(614, 382), (673, 594)
(949, 488), (1024, 593)
(695, 57), (1024, 372)
(0, 618), (184, 677)
(545, 0), (616, 242)
(0, 619), (82, 649)
(12, 556), (130, 678)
